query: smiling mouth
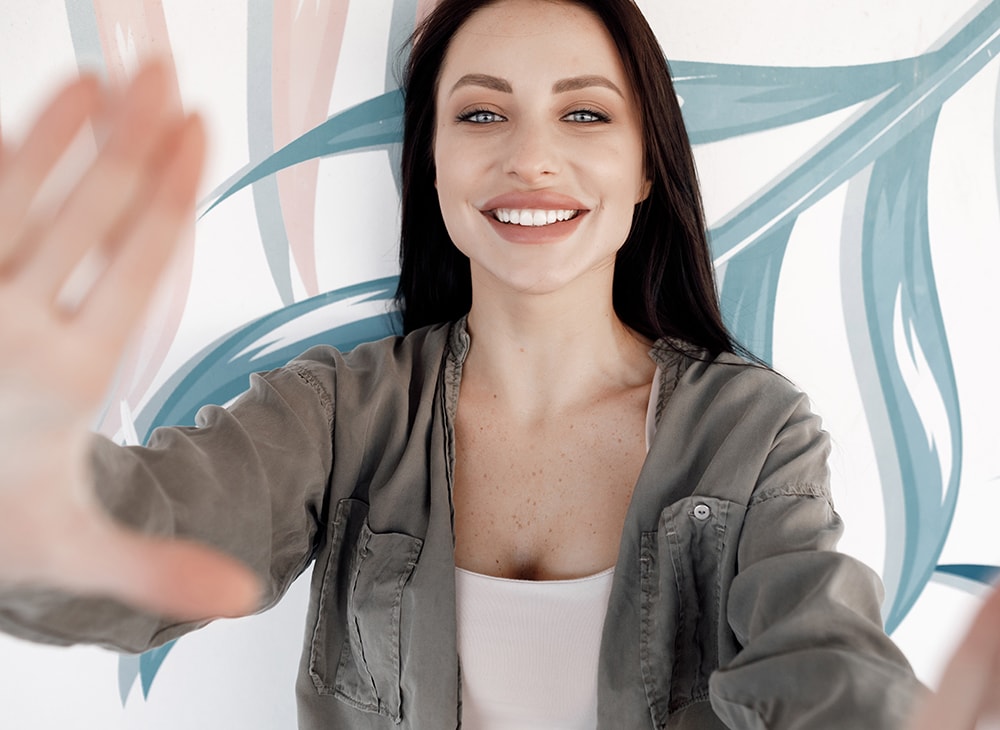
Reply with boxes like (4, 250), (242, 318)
(490, 208), (581, 227)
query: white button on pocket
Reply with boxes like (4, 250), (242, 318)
(693, 504), (711, 520)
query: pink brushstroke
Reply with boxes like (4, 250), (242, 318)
(272, 1), (349, 298)
(90, 0), (195, 437)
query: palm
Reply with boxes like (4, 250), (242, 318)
(0, 62), (258, 620)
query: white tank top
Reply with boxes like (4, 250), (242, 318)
(455, 367), (661, 729)
(455, 566), (616, 729)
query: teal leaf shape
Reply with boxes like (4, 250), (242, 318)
(858, 114), (962, 632)
(673, 57), (919, 145)
(717, 218), (794, 364)
(139, 641), (177, 699)
(134, 277), (400, 439)
(936, 564), (1000, 586)
(201, 91), (404, 219)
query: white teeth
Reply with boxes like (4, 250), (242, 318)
(492, 208), (579, 226)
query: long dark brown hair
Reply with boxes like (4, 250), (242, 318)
(396, 0), (737, 357)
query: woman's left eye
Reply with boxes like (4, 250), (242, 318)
(562, 109), (610, 123)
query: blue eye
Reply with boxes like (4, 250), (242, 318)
(563, 109), (610, 123)
(458, 109), (505, 123)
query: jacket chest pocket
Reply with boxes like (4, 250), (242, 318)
(308, 499), (423, 723)
(639, 496), (744, 727)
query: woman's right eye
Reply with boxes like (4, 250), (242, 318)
(457, 109), (505, 124)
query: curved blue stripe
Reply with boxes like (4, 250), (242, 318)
(135, 277), (401, 440)
(61, 0), (105, 74)
(672, 58), (914, 145)
(936, 564), (1000, 586)
(385, 0), (419, 192)
(247, 0), (295, 304)
(717, 218), (794, 363)
(139, 641), (177, 699)
(117, 653), (140, 704)
(202, 90), (404, 218)
(860, 114), (963, 632)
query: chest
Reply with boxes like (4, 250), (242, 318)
(451, 382), (653, 580)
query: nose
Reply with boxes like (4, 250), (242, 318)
(502, 118), (559, 183)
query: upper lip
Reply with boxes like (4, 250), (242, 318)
(479, 191), (588, 212)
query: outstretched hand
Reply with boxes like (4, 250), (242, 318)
(0, 62), (259, 621)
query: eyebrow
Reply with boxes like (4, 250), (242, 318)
(552, 75), (624, 97)
(448, 73), (624, 98)
(450, 73), (512, 94)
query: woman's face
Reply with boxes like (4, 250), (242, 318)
(433, 0), (649, 299)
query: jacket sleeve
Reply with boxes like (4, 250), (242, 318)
(0, 354), (335, 653)
(707, 394), (926, 729)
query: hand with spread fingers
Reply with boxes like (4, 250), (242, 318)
(0, 61), (260, 621)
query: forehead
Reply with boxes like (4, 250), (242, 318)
(438, 0), (628, 89)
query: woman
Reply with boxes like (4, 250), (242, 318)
(0, 0), (990, 727)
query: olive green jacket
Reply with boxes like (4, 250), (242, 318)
(0, 320), (923, 728)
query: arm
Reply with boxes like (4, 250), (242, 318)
(708, 396), (926, 728)
(0, 357), (334, 653)
(0, 63), (261, 626)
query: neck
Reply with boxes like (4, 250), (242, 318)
(462, 275), (654, 420)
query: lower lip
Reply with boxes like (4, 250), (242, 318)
(484, 212), (587, 244)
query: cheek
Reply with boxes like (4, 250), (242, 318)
(433, 144), (489, 222)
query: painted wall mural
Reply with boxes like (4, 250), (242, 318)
(0, 1), (998, 727)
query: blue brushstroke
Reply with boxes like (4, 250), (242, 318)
(386, 0), (417, 88)
(139, 641), (177, 699)
(134, 277), (400, 440)
(717, 219), (794, 363)
(247, 0), (295, 305)
(936, 564), (1000, 586)
(673, 58), (913, 145)
(385, 0), (419, 192)
(117, 653), (140, 704)
(202, 90), (404, 217)
(860, 115), (963, 632)
(61, 0), (105, 74)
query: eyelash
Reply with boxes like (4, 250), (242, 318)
(562, 108), (611, 124)
(456, 108), (506, 124)
(455, 107), (611, 124)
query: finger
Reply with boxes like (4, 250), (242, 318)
(18, 62), (176, 300)
(23, 512), (263, 621)
(89, 528), (262, 621)
(0, 75), (102, 269)
(910, 586), (1000, 730)
(76, 113), (205, 340)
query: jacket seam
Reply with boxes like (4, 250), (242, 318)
(748, 483), (831, 507)
(287, 363), (335, 433)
